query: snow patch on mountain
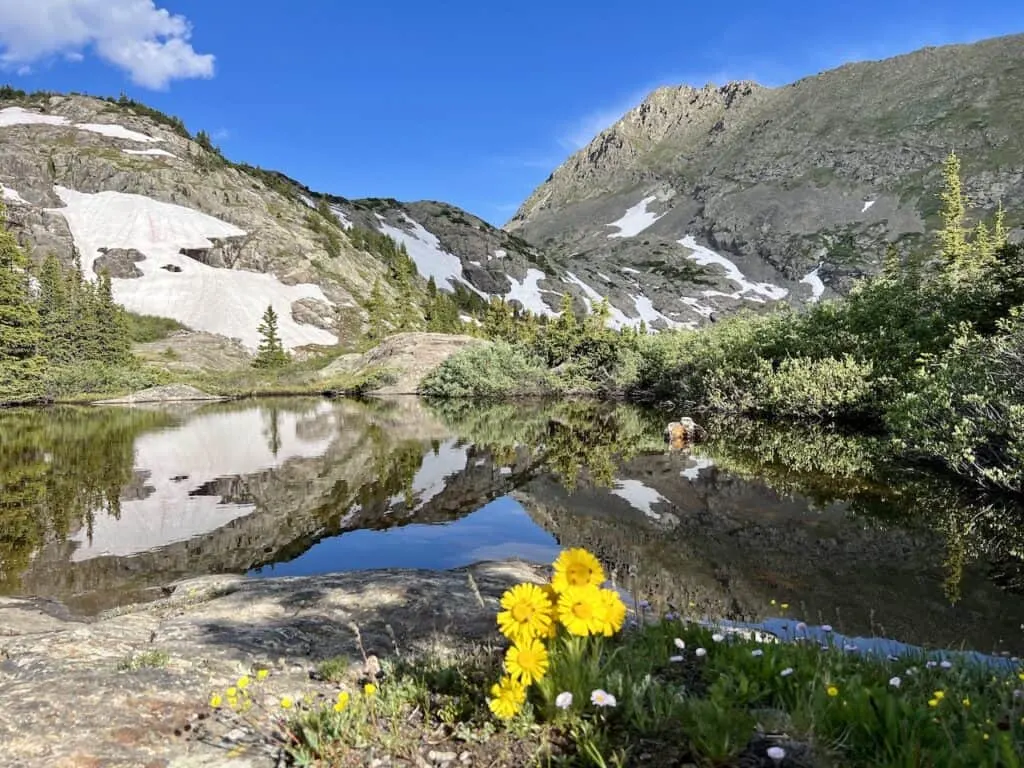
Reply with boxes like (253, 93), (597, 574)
(0, 184), (27, 204)
(861, 200), (875, 213)
(679, 235), (788, 301)
(800, 265), (826, 302)
(607, 195), (665, 238)
(680, 296), (715, 318)
(505, 268), (558, 316)
(377, 213), (486, 297)
(0, 107), (160, 143)
(633, 295), (695, 330)
(49, 186), (336, 351)
(329, 205), (353, 229)
(123, 148), (176, 158)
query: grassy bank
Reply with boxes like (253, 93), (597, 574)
(205, 548), (1024, 767)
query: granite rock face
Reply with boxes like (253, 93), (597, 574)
(0, 562), (546, 768)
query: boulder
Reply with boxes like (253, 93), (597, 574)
(664, 417), (706, 450)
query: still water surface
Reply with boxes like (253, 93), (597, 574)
(1, 396), (1022, 657)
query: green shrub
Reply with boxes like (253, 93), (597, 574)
(419, 342), (555, 399)
(886, 312), (1024, 492)
(125, 312), (189, 343)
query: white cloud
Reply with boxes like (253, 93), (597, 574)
(0, 0), (214, 89)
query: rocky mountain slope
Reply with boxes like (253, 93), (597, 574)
(506, 32), (1024, 324)
(5, 34), (1024, 351)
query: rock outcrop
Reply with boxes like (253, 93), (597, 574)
(0, 562), (546, 768)
(319, 332), (489, 395)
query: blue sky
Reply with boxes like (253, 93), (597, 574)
(1, 2), (1022, 226)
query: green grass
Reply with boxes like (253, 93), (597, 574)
(125, 312), (189, 343)
(315, 656), (352, 683)
(209, 616), (1024, 767)
(117, 649), (170, 671)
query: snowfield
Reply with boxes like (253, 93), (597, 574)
(0, 184), (27, 204)
(329, 205), (353, 229)
(49, 186), (337, 351)
(564, 272), (684, 331)
(800, 265), (826, 302)
(0, 107), (160, 143)
(377, 213), (486, 296)
(679, 235), (788, 301)
(680, 296), (715, 318)
(69, 403), (338, 561)
(607, 195), (665, 238)
(505, 268), (559, 316)
(123, 148), (176, 158)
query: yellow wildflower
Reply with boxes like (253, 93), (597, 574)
(227, 696), (239, 709)
(487, 675), (526, 720)
(336, 691), (351, 711)
(496, 583), (554, 645)
(1018, 672), (1024, 682)
(256, 669), (269, 681)
(557, 584), (606, 637)
(551, 548), (606, 593)
(780, 603), (789, 610)
(505, 638), (550, 685)
(928, 698), (940, 708)
(364, 683), (377, 697)
(280, 696), (294, 710)
(934, 690), (945, 700)
(237, 676), (251, 690)
(770, 600), (777, 606)
(226, 686), (237, 697)
(962, 697), (971, 708)
(595, 588), (627, 636)
(209, 693), (223, 708)
(826, 685), (839, 697)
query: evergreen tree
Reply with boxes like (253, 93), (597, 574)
(994, 201), (1008, 248)
(94, 269), (131, 364)
(36, 253), (72, 363)
(253, 304), (290, 368)
(365, 278), (389, 341)
(937, 150), (970, 278)
(0, 203), (45, 402)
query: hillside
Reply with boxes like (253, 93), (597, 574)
(5, 33), (1024, 355)
(506, 32), (1024, 323)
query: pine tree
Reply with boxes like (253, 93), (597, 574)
(365, 278), (388, 341)
(253, 304), (290, 368)
(0, 202), (45, 403)
(36, 253), (72, 363)
(937, 150), (970, 277)
(94, 269), (131, 364)
(973, 221), (995, 265)
(994, 201), (1008, 248)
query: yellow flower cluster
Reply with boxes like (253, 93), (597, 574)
(208, 670), (272, 712)
(488, 548), (627, 721)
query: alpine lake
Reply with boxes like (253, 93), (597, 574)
(2, 396), (1023, 662)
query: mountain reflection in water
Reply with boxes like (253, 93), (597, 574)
(0, 396), (1022, 658)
